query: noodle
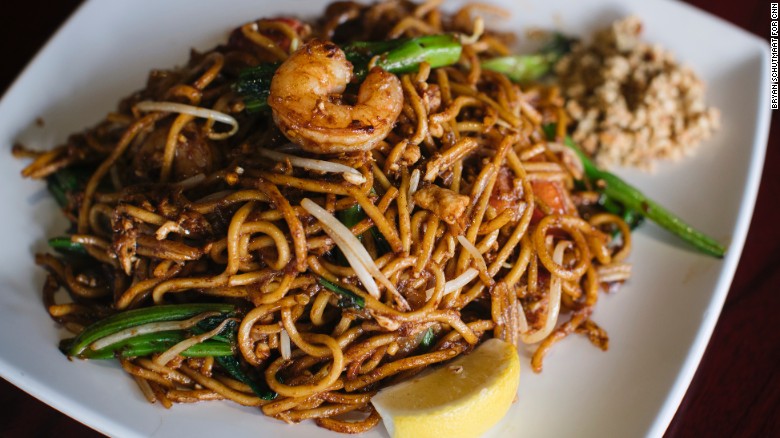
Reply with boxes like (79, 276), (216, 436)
(18, 0), (632, 432)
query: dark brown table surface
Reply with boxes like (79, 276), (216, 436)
(1, 1), (777, 436)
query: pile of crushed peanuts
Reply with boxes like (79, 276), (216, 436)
(555, 16), (720, 171)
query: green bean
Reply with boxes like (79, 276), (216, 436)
(547, 126), (726, 257)
(481, 32), (574, 82)
(598, 196), (645, 230)
(350, 34), (462, 79)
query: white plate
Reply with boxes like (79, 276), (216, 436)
(0, 0), (769, 437)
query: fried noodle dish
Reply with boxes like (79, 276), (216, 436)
(16, 0), (632, 433)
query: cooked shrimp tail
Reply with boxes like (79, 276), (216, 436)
(236, 34), (461, 112)
(268, 39), (404, 154)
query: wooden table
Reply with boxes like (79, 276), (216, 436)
(0, 1), (776, 436)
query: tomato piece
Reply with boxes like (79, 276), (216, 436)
(488, 167), (523, 218)
(530, 180), (572, 222)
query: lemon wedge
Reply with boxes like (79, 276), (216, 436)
(371, 338), (520, 438)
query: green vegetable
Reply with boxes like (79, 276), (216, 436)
(481, 32), (574, 82)
(73, 331), (233, 359)
(48, 236), (87, 256)
(418, 327), (435, 350)
(236, 34), (462, 112)
(338, 204), (365, 229)
(347, 34), (462, 80)
(543, 125), (726, 258)
(47, 179), (68, 207)
(235, 62), (277, 113)
(598, 195), (645, 230)
(369, 227), (392, 256)
(318, 277), (365, 309)
(46, 167), (90, 208)
(337, 203), (392, 258)
(333, 204), (364, 266)
(215, 355), (277, 400)
(65, 303), (236, 356)
(62, 303), (278, 400)
(192, 315), (238, 344)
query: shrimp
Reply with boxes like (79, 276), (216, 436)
(268, 39), (403, 154)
